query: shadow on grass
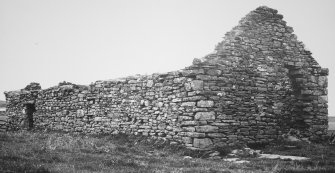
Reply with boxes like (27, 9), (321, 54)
(0, 157), (50, 173)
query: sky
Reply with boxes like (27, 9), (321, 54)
(0, 0), (334, 116)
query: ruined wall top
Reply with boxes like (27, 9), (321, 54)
(191, 6), (324, 73)
(5, 6), (328, 96)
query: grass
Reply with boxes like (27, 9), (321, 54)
(0, 130), (335, 173)
(329, 117), (335, 131)
(0, 100), (6, 107)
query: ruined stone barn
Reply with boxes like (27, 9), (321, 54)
(4, 6), (328, 149)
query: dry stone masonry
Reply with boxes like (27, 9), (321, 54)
(4, 6), (328, 149)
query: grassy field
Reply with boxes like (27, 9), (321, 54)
(1, 130), (335, 173)
(0, 100), (6, 108)
(329, 117), (335, 132)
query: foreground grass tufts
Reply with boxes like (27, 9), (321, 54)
(1, 130), (335, 173)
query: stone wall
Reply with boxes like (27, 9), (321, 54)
(212, 6), (328, 139)
(4, 6), (328, 149)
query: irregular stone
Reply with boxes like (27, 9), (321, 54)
(318, 76), (327, 87)
(183, 127), (196, 132)
(223, 158), (250, 164)
(259, 154), (309, 161)
(190, 80), (203, 90)
(207, 133), (226, 138)
(94, 117), (102, 122)
(209, 151), (220, 157)
(195, 125), (219, 132)
(319, 95), (328, 103)
(181, 121), (198, 126)
(158, 123), (166, 130)
(195, 112), (215, 120)
(184, 83), (192, 91)
(183, 156), (193, 159)
(207, 69), (221, 76)
(173, 77), (185, 83)
(186, 132), (206, 138)
(172, 98), (182, 102)
(197, 100), (214, 107)
(182, 137), (192, 144)
(181, 102), (196, 107)
(193, 138), (213, 149)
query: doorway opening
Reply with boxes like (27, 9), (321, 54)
(25, 103), (36, 130)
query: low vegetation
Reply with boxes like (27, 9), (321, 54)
(0, 100), (6, 108)
(1, 108), (334, 173)
(0, 130), (335, 173)
(329, 117), (335, 133)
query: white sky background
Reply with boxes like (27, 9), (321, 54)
(0, 0), (334, 116)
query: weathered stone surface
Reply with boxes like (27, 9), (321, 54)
(190, 80), (203, 90)
(319, 96), (328, 103)
(146, 80), (154, 87)
(181, 121), (198, 126)
(186, 132), (206, 138)
(94, 117), (102, 122)
(208, 133), (226, 138)
(207, 69), (222, 76)
(77, 109), (85, 117)
(195, 125), (219, 132)
(195, 112), (215, 120)
(197, 100), (214, 107)
(193, 138), (213, 149)
(318, 76), (327, 87)
(182, 137), (192, 144)
(183, 127), (196, 132)
(158, 123), (167, 130)
(181, 102), (196, 107)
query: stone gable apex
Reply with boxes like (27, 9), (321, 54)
(196, 6), (320, 69)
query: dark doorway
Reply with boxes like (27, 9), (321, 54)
(25, 103), (36, 130)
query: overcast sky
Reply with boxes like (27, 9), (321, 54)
(0, 0), (334, 116)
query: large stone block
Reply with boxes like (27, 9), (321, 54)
(193, 138), (213, 149)
(181, 102), (196, 107)
(181, 121), (198, 126)
(318, 76), (327, 87)
(77, 109), (85, 117)
(173, 77), (185, 83)
(146, 80), (154, 87)
(319, 95), (328, 103)
(184, 83), (192, 91)
(195, 112), (215, 120)
(183, 127), (196, 132)
(207, 133), (226, 138)
(182, 137), (192, 144)
(197, 100), (214, 107)
(186, 132), (206, 138)
(94, 117), (102, 122)
(207, 69), (222, 76)
(190, 80), (203, 90)
(195, 125), (219, 132)
(158, 123), (167, 130)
